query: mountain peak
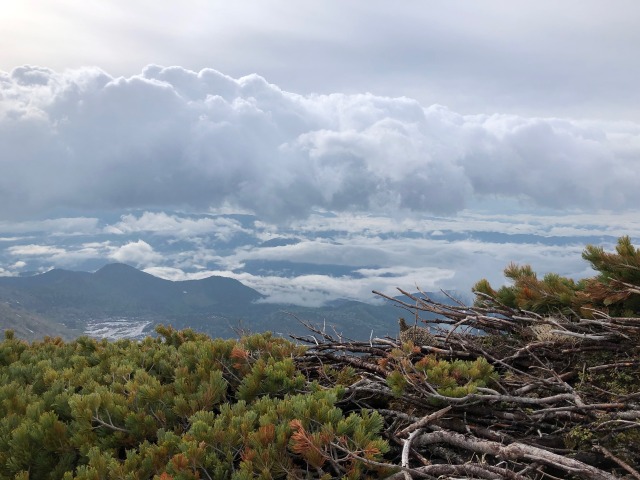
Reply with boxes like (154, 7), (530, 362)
(95, 263), (143, 274)
(94, 263), (160, 281)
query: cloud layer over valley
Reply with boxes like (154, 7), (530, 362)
(1, 209), (638, 307)
(2, 65), (639, 221)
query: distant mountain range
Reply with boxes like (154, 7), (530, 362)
(0, 263), (468, 341)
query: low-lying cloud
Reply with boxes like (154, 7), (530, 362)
(1, 65), (639, 221)
(106, 211), (250, 241)
(143, 264), (457, 308)
(3, 209), (637, 306)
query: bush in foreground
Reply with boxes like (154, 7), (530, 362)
(0, 329), (388, 479)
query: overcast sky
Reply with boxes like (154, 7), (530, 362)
(1, 1), (639, 303)
(3, 1), (640, 120)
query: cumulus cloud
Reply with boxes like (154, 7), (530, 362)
(4, 2), (640, 121)
(109, 240), (162, 267)
(0, 65), (639, 221)
(0, 260), (27, 277)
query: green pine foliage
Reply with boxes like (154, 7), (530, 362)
(473, 262), (582, 315)
(414, 355), (497, 398)
(473, 235), (640, 318)
(385, 345), (498, 399)
(581, 235), (640, 316)
(0, 327), (389, 479)
(582, 235), (640, 284)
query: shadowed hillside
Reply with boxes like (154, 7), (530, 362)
(0, 263), (412, 341)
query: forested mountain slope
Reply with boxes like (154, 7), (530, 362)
(0, 263), (262, 317)
(0, 263), (417, 340)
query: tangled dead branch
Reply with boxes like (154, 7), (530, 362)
(291, 289), (640, 479)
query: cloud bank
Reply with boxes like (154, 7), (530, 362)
(3, 208), (639, 306)
(1, 65), (639, 221)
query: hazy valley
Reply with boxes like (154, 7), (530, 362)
(0, 263), (461, 341)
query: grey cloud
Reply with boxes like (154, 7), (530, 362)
(1, 65), (639, 221)
(0, 217), (100, 235)
(10, 66), (55, 86)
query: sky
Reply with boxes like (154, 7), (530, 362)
(1, 1), (639, 305)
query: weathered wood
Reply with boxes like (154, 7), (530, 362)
(289, 287), (640, 478)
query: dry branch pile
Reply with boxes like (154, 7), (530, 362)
(291, 287), (640, 479)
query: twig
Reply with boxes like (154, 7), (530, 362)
(401, 430), (421, 480)
(415, 430), (618, 480)
(593, 445), (640, 480)
(397, 406), (452, 437)
(92, 412), (129, 433)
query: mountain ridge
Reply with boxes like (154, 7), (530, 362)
(0, 263), (458, 341)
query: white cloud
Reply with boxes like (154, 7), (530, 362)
(0, 65), (639, 222)
(153, 217), (602, 305)
(1, 208), (631, 305)
(5, 241), (116, 267)
(107, 211), (249, 241)
(144, 264), (455, 307)
(120, 208), (640, 305)
(232, 239), (393, 267)
(0, 260), (27, 277)
(288, 211), (640, 240)
(8, 244), (67, 256)
(109, 240), (162, 267)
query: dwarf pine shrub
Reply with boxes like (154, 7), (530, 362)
(0, 327), (389, 479)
